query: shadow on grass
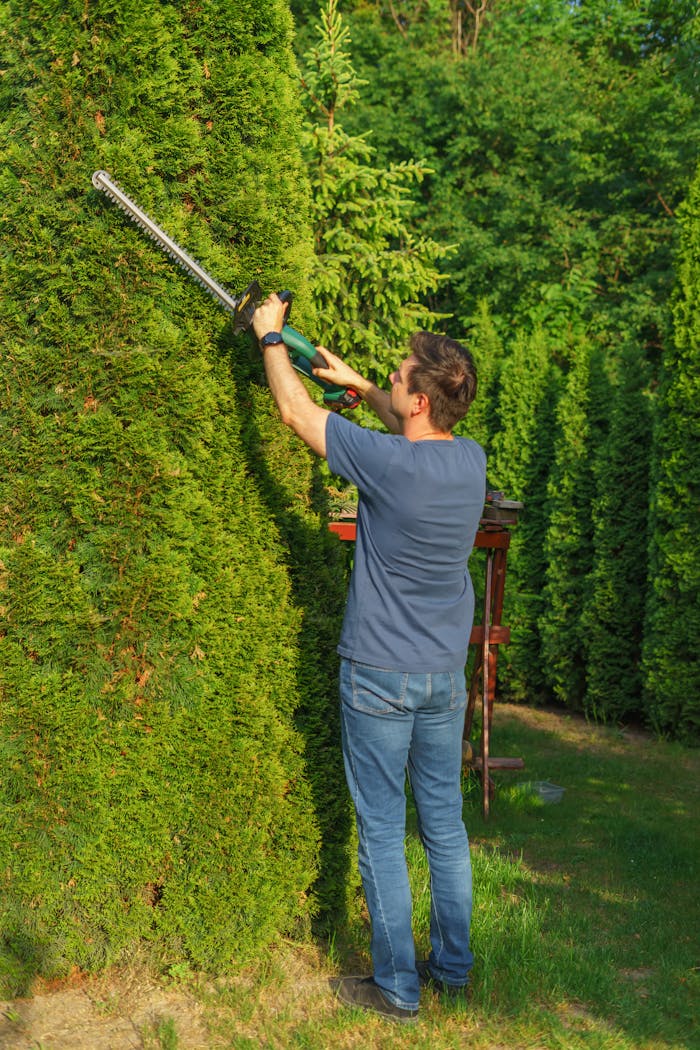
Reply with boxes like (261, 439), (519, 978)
(0, 927), (53, 999)
(437, 706), (700, 1048)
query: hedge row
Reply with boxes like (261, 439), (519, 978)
(0, 0), (351, 990)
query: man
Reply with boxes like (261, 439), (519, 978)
(252, 295), (486, 1024)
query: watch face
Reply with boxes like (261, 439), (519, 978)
(261, 332), (284, 347)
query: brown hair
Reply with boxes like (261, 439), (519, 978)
(407, 331), (478, 432)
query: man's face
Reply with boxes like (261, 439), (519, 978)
(389, 354), (417, 418)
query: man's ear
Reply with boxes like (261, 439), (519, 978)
(411, 391), (430, 417)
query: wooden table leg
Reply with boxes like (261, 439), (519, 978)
(464, 527), (524, 817)
(481, 546), (493, 818)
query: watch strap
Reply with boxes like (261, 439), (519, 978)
(259, 331), (285, 350)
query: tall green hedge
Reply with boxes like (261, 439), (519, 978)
(582, 346), (652, 724)
(488, 328), (561, 702)
(642, 166), (700, 742)
(538, 342), (611, 710)
(0, 0), (350, 991)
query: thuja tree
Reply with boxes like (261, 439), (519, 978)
(642, 167), (700, 743)
(581, 346), (652, 724)
(538, 341), (612, 710)
(298, 0), (451, 416)
(0, 0), (350, 990)
(457, 299), (505, 453)
(487, 328), (561, 701)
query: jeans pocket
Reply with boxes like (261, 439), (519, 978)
(447, 670), (467, 711)
(344, 660), (408, 715)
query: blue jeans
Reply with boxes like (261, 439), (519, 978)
(339, 658), (473, 1011)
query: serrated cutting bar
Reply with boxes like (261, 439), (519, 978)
(91, 170), (360, 410)
(91, 170), (258, 323)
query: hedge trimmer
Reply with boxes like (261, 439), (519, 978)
(91, 170), (360, 411)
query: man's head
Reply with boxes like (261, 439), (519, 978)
(403, 331), (478, 432)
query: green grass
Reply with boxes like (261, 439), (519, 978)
(1, 703), (697, 1048)
(199, 703), (699, 1049)
(141, 1015), (181, 1050)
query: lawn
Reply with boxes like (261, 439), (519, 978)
(1, 702), (697, 1049)
(201, 702), (698, 1050)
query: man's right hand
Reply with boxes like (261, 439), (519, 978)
(311, 347), (369, 397)
(314, 350), (402, 434)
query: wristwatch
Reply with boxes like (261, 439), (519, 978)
(259, 331), (285, 350)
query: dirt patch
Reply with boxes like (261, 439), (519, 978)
(0, 969), (211, 1049)
(0, 943), (337, 1049)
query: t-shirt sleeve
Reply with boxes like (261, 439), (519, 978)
(326, 412), (395, 495)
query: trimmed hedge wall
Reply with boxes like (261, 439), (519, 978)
(0, 0), (351, 990)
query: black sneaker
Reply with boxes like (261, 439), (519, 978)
(330, 976), (419, 1024)
(416, 960), (469, 1001)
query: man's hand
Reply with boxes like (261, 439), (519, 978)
(316, 349), (401, 434)
(252, 293), (288, 343)
(311, 347), (367, 394)
(251, 293), (329, 458)
(252, 293), (399, 436)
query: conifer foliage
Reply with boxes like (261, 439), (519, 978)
(642, 165), (700, 742)
(298, 0), (450, 406)
(488, 328), (561, 702)
(0, 0), (348, 987)
(538, 343), (611, 710)
(582, 348), (652, 724)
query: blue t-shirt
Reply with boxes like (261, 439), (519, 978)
(326, 412), (487, 673)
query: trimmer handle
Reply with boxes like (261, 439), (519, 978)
(278, 289), (293, 313)
(276, 290), (327, 369)
(282, 324), (329, 371)
(290, 355), (362, 412)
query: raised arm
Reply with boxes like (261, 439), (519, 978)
(312, 348), (401, 435)
(252, 295), (330, 457)
(253, 293), (401, 436)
